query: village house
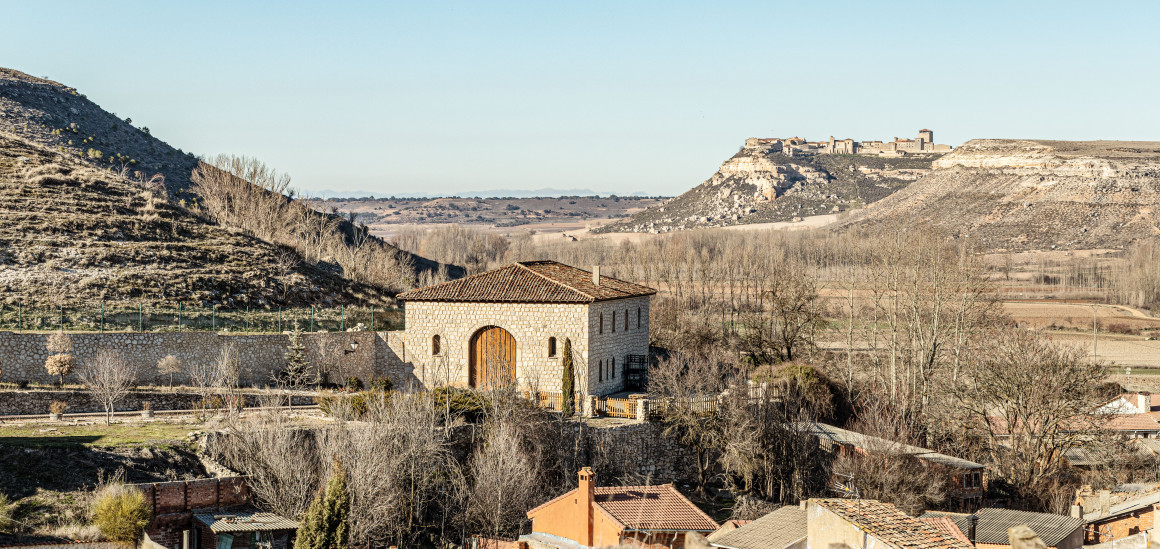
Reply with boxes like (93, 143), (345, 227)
(137, 477), (297, 549)
(920, 509), (1083, 549)
(807, 499), (973, 549)
(798, 422), (985, 511)
(1078, 484), (1160, 544)
(707, 504), (806, 549)
(396, 261), (655, 397)
(520, 468), (719, 548)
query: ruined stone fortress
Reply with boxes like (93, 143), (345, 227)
(745, 129), (952, 157)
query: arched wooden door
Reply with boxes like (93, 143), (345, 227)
(469, 326), (516, 389)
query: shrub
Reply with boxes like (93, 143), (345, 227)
(369, 376), (393, 392)
(315, 391), (391, 419)
(345, 376), (363, 391)
(1106, 322), (1137, 335)
(0, 493), (13, 534)
(45, 353), (76, 386)
(91, 485), (151, 542)
(431, 386), (486, 423)
(49, 400), (68, 415)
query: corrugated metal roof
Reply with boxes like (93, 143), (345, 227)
(193, 510), (298, 533)
(796, 422), (984, 470)
(971, 508), (1082, 546)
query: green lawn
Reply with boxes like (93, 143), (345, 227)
(0, 420), (200, 448)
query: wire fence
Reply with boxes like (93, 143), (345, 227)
(0, 303), (404, 334)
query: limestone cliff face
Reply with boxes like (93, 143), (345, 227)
(597, 145), (935, 233)
(838, 139), (1160, 250)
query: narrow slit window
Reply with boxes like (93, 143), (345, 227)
(612, 311), (616, 333)
(548, 337), (557, 357)
(637, 307), (642, 329)
(598, 360), (603, 382)
(599, 313), (603, 334)
(432, 334), (441, 356)
(624, 309), (629, 330)
(611, 357), (616, 379)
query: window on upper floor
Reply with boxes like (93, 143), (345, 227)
(624, 309), (628, 330)
(548, 337), (557, 358)
(611, 357), (615, 379)
(637, 307), (642, 329)
(612, 311), (616, 333)
(432, 334), (441, 356)
(599, 313), (603, 335)
(598, 360), (603, 382)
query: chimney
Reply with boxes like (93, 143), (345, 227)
(1071, 503), (1084, 519)
(1140, 392), (1152, 413)
(966, 514), (978, 542)
(592, 265), (601, 286)
(1099, 489), (1111, 516)
(578, 467), (595, 546)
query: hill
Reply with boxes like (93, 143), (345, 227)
(0, 67), (458, 305)
(0, 133), (393, 308)
(595, 142), (938, 233)
(835, 139), (1160, 250)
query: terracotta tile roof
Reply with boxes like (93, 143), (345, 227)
(815, 499), (973, 549)
(594, 484), (719, 532)
(919, 517), (970, 543)
(709, 506), (806, 549)
(1101, 413), (1160, 432)
(397, 261), (656, 303)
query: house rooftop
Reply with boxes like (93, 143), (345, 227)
(797, 422), (983, 470)
(816, 499), (973, 549)
(921, 509), (1083, 547)
(193, 509), (298, 533)
(708, 505), (806, 549)
(528, 483), (718, 533)
(396, 260), (656, 304)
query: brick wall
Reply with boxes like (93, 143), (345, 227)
(1088, 506), (1156, 544)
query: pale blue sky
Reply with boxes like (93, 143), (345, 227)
(3, 1), (1157, 196)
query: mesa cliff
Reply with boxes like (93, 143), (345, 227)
(836, 139), (1160, 250)
(596, 143), (937, 233)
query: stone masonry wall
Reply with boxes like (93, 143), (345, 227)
(401, 297), (650, 397)
(401, 301), (591, 394)
(586, 296), (651, 396)
(0, 330), (397, 387)
(0, 389), (315, 415)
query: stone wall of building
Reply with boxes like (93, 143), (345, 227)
(0, 330), (395, 388)
(401, 296), (650, 397)
(401, 301), (591, 394)
(586, 296), (650, 396)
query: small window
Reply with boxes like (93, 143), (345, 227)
(637, 307), (642, 329)
(548, 337), (557, 357)
(432, 334), (441, 356)
(611, 357), (616, 379)
(599, 313), (603, 334)
(612, 311), (616, 333)
(624, 309), (629, 330)
(598, 360), (603, 382)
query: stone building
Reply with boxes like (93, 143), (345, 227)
(395, 261), (655, 397)
(743, 129), (952, 156)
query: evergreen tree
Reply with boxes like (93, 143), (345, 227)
(282, 321), (312, 409)
(295, 459), (349, 549)
(561, 338), (575, 416)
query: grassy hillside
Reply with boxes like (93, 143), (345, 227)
(0, 134), (391, 308)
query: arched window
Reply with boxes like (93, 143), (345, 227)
(612, 311), (616, 333)
(432, 334), (441, 356)
(599, 313), (603, 334)
(637, 307), (642, 329)
(611, 357), (616, 379)
(598, 360), (603, 382)
(548, 337), (557, 358)
(624, 309), (629, 330)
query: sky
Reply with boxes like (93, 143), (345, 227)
(2, 1), (1158, 196)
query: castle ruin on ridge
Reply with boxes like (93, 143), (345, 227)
(745, 129), (952, 157)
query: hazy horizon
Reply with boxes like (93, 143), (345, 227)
(3, 0), (1158, 196)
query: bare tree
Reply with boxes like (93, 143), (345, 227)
(466, 421), (540, 537)
(78, 349), (136, 425)
(44, 331), (76, 386)
(156, 354), (182, 387)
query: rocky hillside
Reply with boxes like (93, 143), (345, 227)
(835, 139), (1160, 250)
(0, 134), (394, 308)
(596, 143), (937, 233)
(0, 67), (459, 304)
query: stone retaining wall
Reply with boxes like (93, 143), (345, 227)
(0, 330), (413, 388)
(0, 389), (315, 415)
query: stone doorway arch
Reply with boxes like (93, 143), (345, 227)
(469, 325), (516, 389)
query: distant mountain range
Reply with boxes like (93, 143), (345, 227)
(314, 188), (661, 199)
